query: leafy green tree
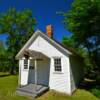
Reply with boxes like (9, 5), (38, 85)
(62, 36), (75, 48)
(0, 8), (36, 74)
(0, 41), (8, 72)
(0, 41), (5, 56)
(63, 0), (100, 79)
(62, 37), (93, 77)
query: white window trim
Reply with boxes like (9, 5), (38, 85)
(53, 57), (62, 73)
(23, 59), (29, 70)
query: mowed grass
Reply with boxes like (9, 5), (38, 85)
(0, 72), (33, 100)
(36, 90), (98, 100)
(0, 72), (99, 100)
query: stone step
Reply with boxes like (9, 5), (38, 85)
(37, 87), (49, 96)
(17, 86), (49, 94)
(16, 90), (37, 98)
(17, 88), (36, 94)
(16, 84), (49, 97)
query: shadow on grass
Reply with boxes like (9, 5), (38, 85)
(79, 78), (96, 89)
(0, 74), (10, 77)
(0, 72), (11, 77)
(79, 78), (100, 98)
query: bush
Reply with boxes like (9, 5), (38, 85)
(90, 86), (100, 98)
(96, 75), (100, 84)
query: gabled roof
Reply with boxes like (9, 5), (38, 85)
(16, 30), (80, 59)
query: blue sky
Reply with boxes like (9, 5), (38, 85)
(0, 0), (73, 43)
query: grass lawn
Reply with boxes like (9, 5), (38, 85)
(0, 72), (33, 100)
(36, 90), (99, 100)
(0, 72), (99, 100)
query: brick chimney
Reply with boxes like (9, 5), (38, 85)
(46, 25), (53, 38)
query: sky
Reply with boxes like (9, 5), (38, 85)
(0, 0), (73, 43)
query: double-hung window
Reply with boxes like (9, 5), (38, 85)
(29, 60), (34, 69)
(54, 58), (62, 72)
(24, 58), (28, 69)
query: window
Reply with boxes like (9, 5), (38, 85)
(29, 65), (34, 69)
(24, 58), (28, 69)
(54, 58), (62, 72)
(29, 60), (34, 69)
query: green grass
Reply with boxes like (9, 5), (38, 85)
(0, 72), (33, 100)
(0, 72), (99, 100)
(36, 90), (98, 100)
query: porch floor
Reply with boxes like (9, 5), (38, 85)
(16, 84), (49, 98)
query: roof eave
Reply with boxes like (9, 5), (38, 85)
(16, 30), (74, 60)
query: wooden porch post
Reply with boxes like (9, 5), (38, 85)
(18, 60), (22, 87)
(35, 59), (37, 90)
(18, 60), (21, 87)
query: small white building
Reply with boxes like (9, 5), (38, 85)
(16, 25), (83, 95)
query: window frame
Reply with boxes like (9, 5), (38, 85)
(54, 57), (62, 72)
(29, 59), (35, 70)
(24, 58), (28, 69)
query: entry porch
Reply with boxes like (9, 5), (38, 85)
(17, 50), (50, 97)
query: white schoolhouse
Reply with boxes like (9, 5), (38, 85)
(16, 25), (83, 95)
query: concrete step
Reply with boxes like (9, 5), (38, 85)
(17, 88), (36, 94)
(16, 90), (37, 98)
(36, 86), (49, 96)
(16, 84), (49, 97)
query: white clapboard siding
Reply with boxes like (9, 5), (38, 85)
(28, 35), (71, 94)
(18, 32), (83, 95)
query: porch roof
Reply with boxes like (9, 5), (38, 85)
(17, 49), (49, 60)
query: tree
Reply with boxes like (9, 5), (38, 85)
(0, 8), (36, 74)
(62, 37), (93, 77)
(0, 41), (8, 72)
(0, 41), (5, 56)
(63, 0), (100, 79)
(62, 36), (75, 48)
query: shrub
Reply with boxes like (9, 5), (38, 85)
(90, 86), (100, 98)
(96, 75), (100, 84)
